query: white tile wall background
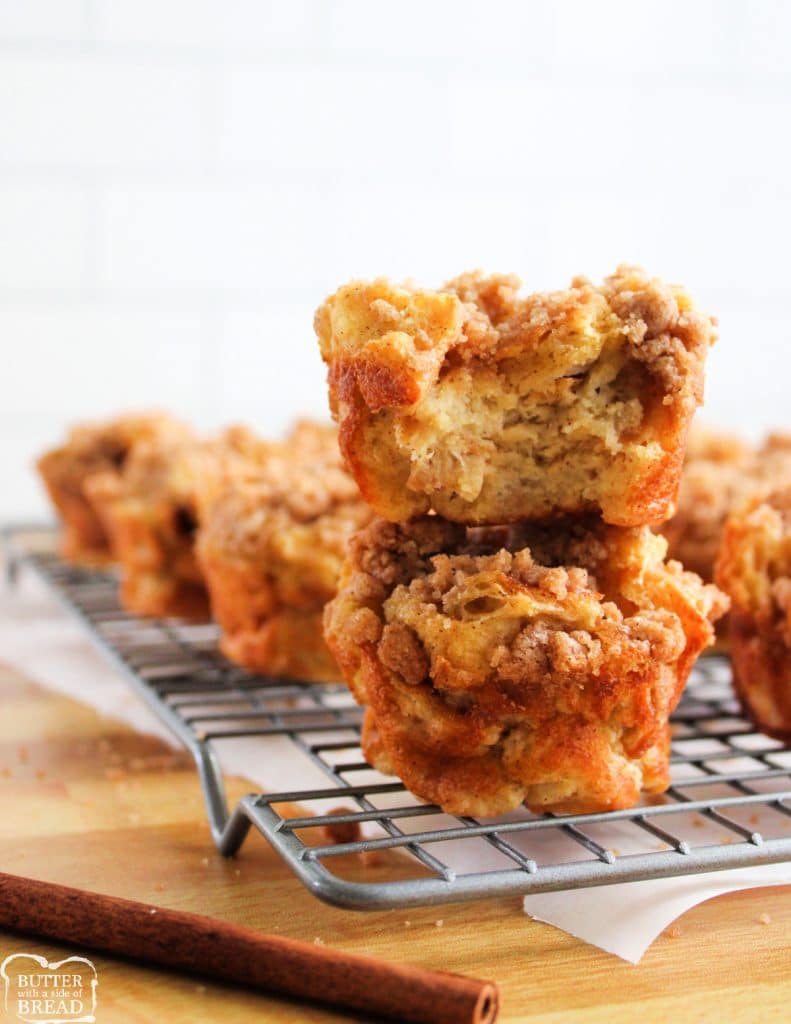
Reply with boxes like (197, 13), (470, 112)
(2, 0), (790, 518)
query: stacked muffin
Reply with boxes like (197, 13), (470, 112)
(316, 265), (729, 816)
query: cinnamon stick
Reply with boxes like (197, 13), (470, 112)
(0, 872), (498, 1024)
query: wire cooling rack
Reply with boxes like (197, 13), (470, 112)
(5, 524), (791, 910)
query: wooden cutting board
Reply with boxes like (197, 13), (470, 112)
(1, 663), (790, 1023)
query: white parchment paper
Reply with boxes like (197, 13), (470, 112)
(2, 566), (790, 963)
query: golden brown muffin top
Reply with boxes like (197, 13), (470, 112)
(335, 515), (728, 699)
(315, 265), (717, 415)
(198, 422), (373, 601)
(200, 423), (363, 547)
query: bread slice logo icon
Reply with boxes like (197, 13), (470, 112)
(1, 954), (98, 1024)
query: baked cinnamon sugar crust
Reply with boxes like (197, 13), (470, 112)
(325, 516), (727, 815)
(197, 421), (373, 682)
(36, 412), (192, 564)
(316, 266), (717, 527)
(716, 487), (791, 738)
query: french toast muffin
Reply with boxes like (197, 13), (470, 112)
(36, 412), (192, 564)
(85, 426), (259, 620)
(325, 516), (727, 815)
(315, 266), (717, 527)
(663, 431), (791, 581)
(196, 422), (373, 682)
(716, 487), (791, 738)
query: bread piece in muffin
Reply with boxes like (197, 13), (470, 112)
(85, 426), (260, 621)
(716, 487), (791, 738)
(315, 266), (717, 527)
(662, 430), (791, 582)
(325, 516), (727, 816)
(196, 422), (374, 682)
(36, 412), (193, 564)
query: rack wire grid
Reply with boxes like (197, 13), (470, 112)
(5, 523), (791, 910)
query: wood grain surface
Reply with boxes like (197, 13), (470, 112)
(1, 664), (790, 1023)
